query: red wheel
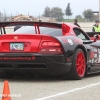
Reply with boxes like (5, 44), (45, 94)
(76, 52), (86, 77)
(63, 49), (86, 80)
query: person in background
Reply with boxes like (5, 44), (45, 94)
(74, 19), (81, 28)
(14, 25), (22, 31)
(92, 20), (100, 32)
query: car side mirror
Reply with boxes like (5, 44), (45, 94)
(93, 34), (100, 42)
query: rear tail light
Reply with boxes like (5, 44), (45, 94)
(42, 42), (60, 47)
(38, 41), (63, 54)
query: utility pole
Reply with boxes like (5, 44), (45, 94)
(28, 12), (29, 16)
(99, 0), (100, 21)
(3, 9), (6, 17)
(16, 11), (19, 16)
(3, 9), (6, 21)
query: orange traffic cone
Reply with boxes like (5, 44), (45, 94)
(2, 80), (11, 100)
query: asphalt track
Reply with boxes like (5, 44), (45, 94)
(0, 74), (100, 100)
(0, 23), (99, 100)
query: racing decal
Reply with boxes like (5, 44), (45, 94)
(73, 39), (83, 44)
(60, 37), (68, 43)
(94, 59), (98, 63)
(92, 59), (95, 63)
(0, 56), (35, 61)
(93, 48), (98, 52)
(67, 58), (71, 62)
(60, 37), (74, 45)
(90, 51), (94, 59)
(93, 47), (98, 63)
(67, 39), (73, 45)
(94, 54), (97, 58)
(98, 48), (100, 63)
(89, 47), (100, 63)
(89, 60), (92, 63)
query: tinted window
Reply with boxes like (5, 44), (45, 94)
(73, 29), (89, 40)
(13, 26), (62, 36)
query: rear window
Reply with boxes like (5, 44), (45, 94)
(13, 26), (62, 36)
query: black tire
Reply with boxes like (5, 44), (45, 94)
(63, 49), (86, 80)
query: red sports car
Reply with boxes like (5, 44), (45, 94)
(0, 21), (100, 80)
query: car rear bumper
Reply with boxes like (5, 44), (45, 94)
(0, 53), (72, 75)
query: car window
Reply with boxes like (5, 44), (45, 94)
(73, 29), (89, 40)
(13, 26), (62, 36)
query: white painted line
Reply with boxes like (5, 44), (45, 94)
(34, 82), (100, 100)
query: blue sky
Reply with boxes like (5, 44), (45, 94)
(0, 0), (99, 18)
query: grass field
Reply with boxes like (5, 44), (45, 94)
(62, 19), (85, 22)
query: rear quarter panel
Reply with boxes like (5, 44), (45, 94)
(53, 36), (87, 63)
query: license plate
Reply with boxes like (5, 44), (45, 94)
(10, 43), (24, 50)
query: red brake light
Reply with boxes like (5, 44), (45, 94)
(39, 41), (63, 54)
(42, 42), (60, 47)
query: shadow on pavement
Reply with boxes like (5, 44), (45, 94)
(0, 72), (100, 82)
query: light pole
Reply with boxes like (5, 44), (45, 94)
(99, 0), (100, 21)
(3, 9), (6, 17)
(3, 9), (6, 21)
(28, 12), (29, 16)
(16, 11), (19, 16)
(11, 13), (12, 18)
(39, 13), (40, 21)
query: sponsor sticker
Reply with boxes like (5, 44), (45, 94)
(98, 48), (100, 52)
(92, 58), (94, 63)
(93, 48), (97, 52)
(67, 39), (73, 45)
(0, 56), (35, 61)
(89, 60), (91, 63)
(94, 54), (97, 58)
(61, 37), (68, 43)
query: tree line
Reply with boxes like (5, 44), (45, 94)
(43, 3), (97, 21)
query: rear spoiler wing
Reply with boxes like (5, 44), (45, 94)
(0, 21), (70, 35)
(0, 21), (62, 28)
(0, 21), (62, 34)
